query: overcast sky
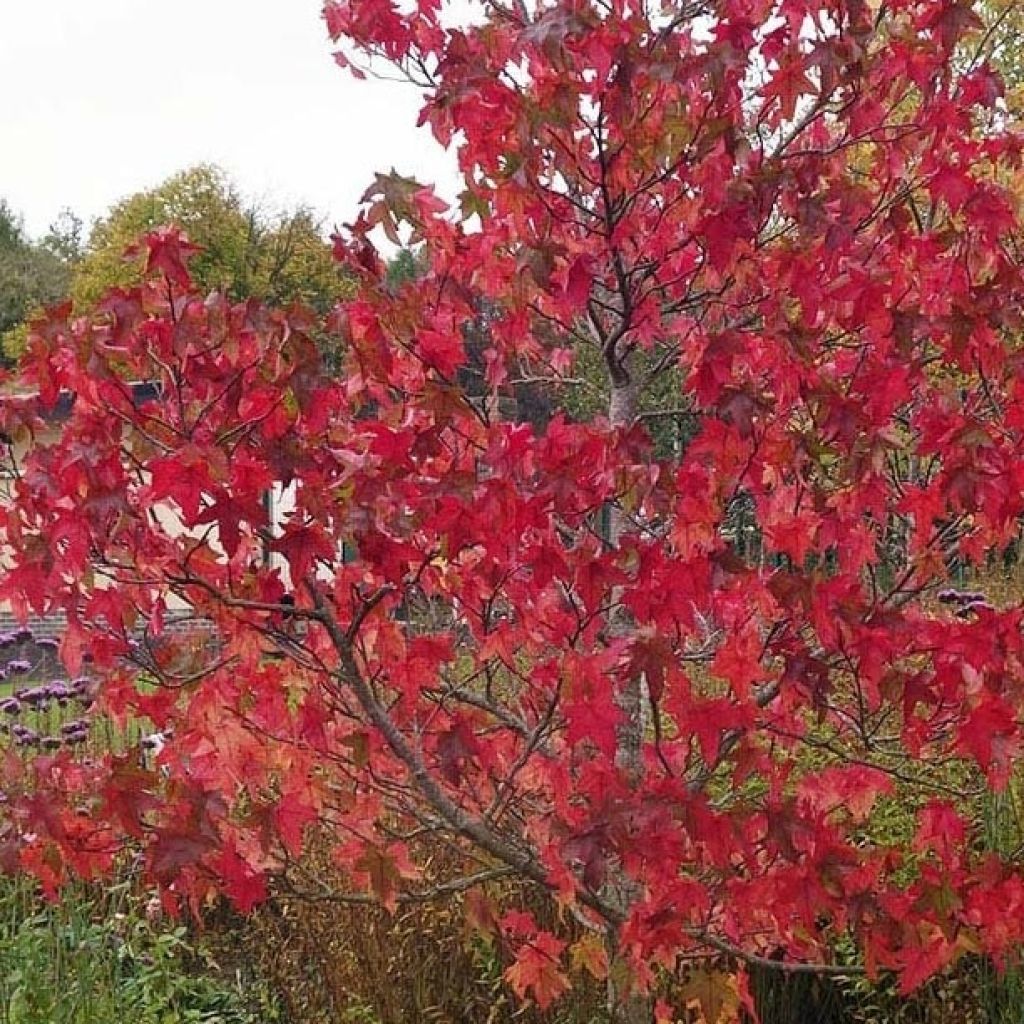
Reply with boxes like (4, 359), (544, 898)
(1, 0), (458, 239)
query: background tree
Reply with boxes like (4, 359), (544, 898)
(70, 164), (348, 314)
(973, 0), (1024, 98)
(0, 202), (74, 364)
(40, 208), (85, 266)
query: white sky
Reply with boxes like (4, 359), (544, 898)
(1, 0), (459, 239)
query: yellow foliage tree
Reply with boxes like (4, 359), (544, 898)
(70, 164), (350, 313)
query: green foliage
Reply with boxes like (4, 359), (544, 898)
(0, 877), (277, 1024)
(561, 343), (697, 458)
(41, 209), (86, 265)
(384, 247), (425, 291)
(973, 0), (1024, 97)
(70, 165), (349, 315)
(0, 166), (353, 364)
(0, 201), (73, 363)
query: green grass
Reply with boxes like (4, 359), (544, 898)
(0, 875), (278, 1024)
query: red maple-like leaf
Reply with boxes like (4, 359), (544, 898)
(505, 933), (571, 1010)
(129, 227), (201, 290)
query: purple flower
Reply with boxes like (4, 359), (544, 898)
(20, 686), (49, 707)
(41, 736), (62, 751)
(13, 727), (39, 746)
(938, 588), (989, 608)
(61, 720), (88, 736)
(0, 698), (20, 716)
(35, 638), (59, 651)
(6, 661), (31, 676)
(14, 628), (33, 643)
(956, 599), (995, 618)
(64, 731), (88, 747)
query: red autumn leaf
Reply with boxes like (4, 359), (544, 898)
(564, 691), (622, 758)
(417, 328), (465, 376)
(505, 933), (571, 1010)
(149, 831), (216, 881)
(271, 522), (336, 581)
(628, 628), (674, 703)
(929, 165), (976, 213)
(351, 844), (408, 913)
(563, 256), (591, 309)
(435, 717), (481, 784)
(148, 447), (218, 523)
(797, 765), (894, 824)
(217, 840), (267, 913)
(764, 57), (817, 121)
(914, 800), (967, 862)
(957, 694), (1019, 789)
(101, 758), (161, 838)
(130, 227), (201, 289)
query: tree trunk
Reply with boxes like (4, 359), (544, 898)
(608, 377), (639, 434)
(608, 377), (644, 782)
(605, 376), (654, 1024)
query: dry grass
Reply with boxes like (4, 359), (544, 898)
(207, 837), (609, 1024)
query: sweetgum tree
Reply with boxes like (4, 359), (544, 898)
(3, 0), (1024, 1020)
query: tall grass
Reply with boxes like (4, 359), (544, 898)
(0, 874), (277, 1024)
(973, 778), (1024, 1024)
